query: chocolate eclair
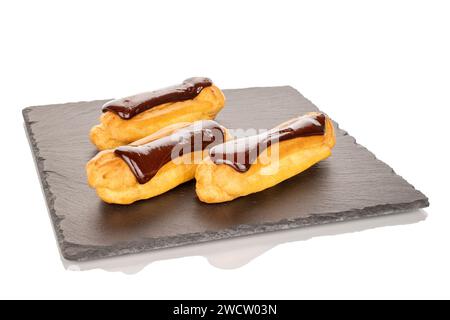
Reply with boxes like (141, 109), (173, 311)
(87, 120), (229, 204)
(90, 77), (225, 150)
(195, 112), (336, 203)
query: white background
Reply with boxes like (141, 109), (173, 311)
(0, 0), (449, 299)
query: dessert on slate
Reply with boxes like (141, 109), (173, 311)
(86, 77), (336, 205)
(195, 112), (336, 203)
(87, 120), (229, 204)
(90, 77), (225, 150)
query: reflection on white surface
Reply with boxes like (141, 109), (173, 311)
(63, 209), (427, 274)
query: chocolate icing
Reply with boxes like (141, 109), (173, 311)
(103, 77), (213, 120)
(115, 120), (225, 184)
(210, 113), (326, 172)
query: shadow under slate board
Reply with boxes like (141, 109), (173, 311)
(23, 86), (429, 261)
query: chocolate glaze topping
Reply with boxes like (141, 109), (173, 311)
(103, 77), (213, 120)
(210, 113), (326, 172)
(115, 120), (225, 184)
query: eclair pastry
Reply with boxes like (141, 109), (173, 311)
(90, 77), (225, 150)
(87, 120), (229, 204)
(195, 112), (335, 203)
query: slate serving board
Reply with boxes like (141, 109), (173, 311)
(23, 86), (429, 261)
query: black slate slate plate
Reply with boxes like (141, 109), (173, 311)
(23, 86), (429, 261)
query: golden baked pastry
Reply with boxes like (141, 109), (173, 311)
(195, 112), (335, 203)
(87, 120), (229, 204)
(90, 77), (225, 150)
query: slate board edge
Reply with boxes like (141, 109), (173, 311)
(23, 107), (67, 260)
(22, 87), (429, 262)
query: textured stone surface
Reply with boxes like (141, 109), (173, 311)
(23, 86), (429, 261)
